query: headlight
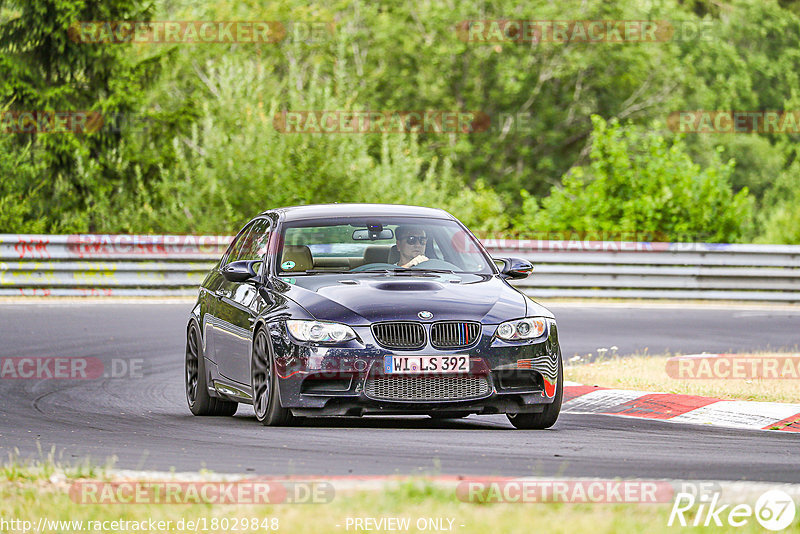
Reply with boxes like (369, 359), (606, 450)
(495, 317), (547, 341)
(286, 320), (356, 343)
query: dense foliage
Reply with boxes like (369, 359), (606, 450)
(518, 116), (752, 242)
(1, 0), (799, 242)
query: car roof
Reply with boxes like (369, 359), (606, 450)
(262, 203), (454, 222)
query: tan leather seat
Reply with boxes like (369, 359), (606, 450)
(280, 245), (313, 272)
(363, 245), (401, 264)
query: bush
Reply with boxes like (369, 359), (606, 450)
(755, 160), (800, 244)
(129, 52), (508, 234)
(0, 136), (46, 233)
(516, 116), (753, 242)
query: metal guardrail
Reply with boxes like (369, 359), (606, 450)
(1, 234), (799, 301)
(0, 235), (229, 297)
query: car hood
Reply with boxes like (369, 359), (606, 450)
(276, 273), (552, 325)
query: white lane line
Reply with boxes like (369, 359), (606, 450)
(669, 401), (800, 429)
(563, 389), (654, 413)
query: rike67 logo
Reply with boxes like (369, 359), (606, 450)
(669, 489), (796, 531)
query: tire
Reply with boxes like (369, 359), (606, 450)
(506, 350), (563, 430)
(185, 321), (238, 416)
(252, 327), (295, 426)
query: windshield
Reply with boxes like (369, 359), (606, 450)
(276, 217), (494, 275)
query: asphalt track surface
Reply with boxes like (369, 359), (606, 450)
(0, 301), (798, 481)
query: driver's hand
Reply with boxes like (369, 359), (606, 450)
(402, 255), (429, 268)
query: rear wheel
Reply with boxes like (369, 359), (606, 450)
(185, 322), (238, 416)
(506, 350), (563, 429)
(252, 328), (294, 426)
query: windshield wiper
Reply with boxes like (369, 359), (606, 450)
(299, 268), (456, 276)
(392, 268), (456, 274)
(298, 270), (354, 274)
(344, 268), (438, 277)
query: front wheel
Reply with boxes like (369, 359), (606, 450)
(185, 321), (238, 416)
(506, 350), (563, 429)
(252, 328), (295, 426)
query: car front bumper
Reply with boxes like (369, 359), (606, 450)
(266, 320), (562, 416)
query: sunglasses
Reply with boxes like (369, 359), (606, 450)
(403, 235), (428, 245)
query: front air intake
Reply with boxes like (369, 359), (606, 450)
(365, 375), (490, 401)
(371, 322), (426, 350)
(430, 321), (481, 349)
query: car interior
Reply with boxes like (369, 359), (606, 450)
(279, 244), (410, 272)
(279, 243), (446, 272)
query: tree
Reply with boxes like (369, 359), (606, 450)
(0, 0), (158, 232)
(517, 116), (752, 242)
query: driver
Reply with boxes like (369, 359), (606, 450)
(395, 225), (428, 268)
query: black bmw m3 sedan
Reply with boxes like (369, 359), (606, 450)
(185, 204), (563, 429)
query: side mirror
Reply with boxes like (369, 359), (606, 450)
(221, 260), (261, 283)
(495, 257), (533, 279)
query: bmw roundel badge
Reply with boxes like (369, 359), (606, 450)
(418, 310), (433, 319)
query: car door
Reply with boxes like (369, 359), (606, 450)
(204, 221), (255, 375)
(214, 218), (272, 385)
(202, 223), (253, 371)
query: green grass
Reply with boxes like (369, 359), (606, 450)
(565, 352), (800, 404)
(2, 461), (799, 533)
(1, 446), (109, 482)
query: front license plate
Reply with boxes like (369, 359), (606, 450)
(384, 355), (469, 374)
